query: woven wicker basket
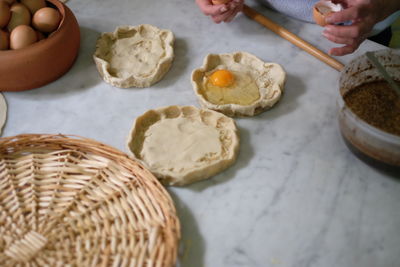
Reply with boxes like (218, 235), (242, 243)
(0, 134), (180, 267)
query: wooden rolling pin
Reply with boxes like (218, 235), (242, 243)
(242, 5), (344, 72)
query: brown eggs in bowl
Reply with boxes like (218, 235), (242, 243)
(0, 0), (80, 91)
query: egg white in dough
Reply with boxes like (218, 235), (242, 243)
(201, 68), (260, 106)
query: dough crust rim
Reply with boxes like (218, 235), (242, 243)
(93, 24), (175, 88)
(192, 52), (286, 117)
(126, 105), (240, 186)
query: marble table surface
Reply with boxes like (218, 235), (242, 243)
(2, 0), (400, 266)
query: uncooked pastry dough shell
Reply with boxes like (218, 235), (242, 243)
(192, 52), (286, 117)
(93, 24), (174, 88)
(126, 105), (240, 186)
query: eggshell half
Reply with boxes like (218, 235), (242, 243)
(212, 0), (231, 4)
(313, 0), (343, 26)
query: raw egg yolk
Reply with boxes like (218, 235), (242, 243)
(209, 69), (235, 87)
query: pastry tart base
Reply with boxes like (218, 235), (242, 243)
(127, 105), (240, 186)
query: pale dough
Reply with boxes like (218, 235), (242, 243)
(141, 118), (222, 171)
(126, 106), (240, 186)
(0, 93), (6, 136)
(93, 24), (174, 88)
(192, 52), (286, 117)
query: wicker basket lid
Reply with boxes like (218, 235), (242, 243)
(0, 134), (180, 266)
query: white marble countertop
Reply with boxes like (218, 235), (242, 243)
(2, 0), (400, 266)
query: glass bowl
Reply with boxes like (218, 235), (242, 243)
(338, 49), (400, 170)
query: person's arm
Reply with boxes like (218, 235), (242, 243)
(322, 0), (400, 56)
(195, 0), (244, 23)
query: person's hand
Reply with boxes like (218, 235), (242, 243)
(195, 0), (244, 24)
(322, 0), (400, 56)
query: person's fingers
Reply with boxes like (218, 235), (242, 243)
(224, 9), (237, 22)
(196, 0), (227, 16)
(226, 1), (238, 10)
(212, 8), (236, 23)
(226, 0), (243, 12)
(324, 23), (369, 39)
(330, 0), (349, 9)
(325, 5), (367, 24)
(322, 31), (356, 45)
(212, 0), (241, 23)
(232, 0), (245, 5)
(224, 2), (243, 22)
(236, 0), (244, 12)
(329, 43), (360, 56)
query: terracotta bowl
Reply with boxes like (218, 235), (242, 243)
(338, 49), (400, 170)
(0, 0), (80, 91)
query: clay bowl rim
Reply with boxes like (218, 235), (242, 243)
(337, 85), (400, 145)
(0, 0), (67, 55)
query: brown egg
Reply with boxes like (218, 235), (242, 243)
(313, 0), (343, 26)
(10, 24), (37, 49)
(32, 7), (61, 33)
(21, 0), (46, 15)
(0, 29), (9, 50)
(7, 3), (31, 32)
(0, 1), (11, 28)
(1, 0), (16, 5)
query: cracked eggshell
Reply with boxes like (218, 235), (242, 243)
(212, 0), (231, 4)
(313, 0), (343, 26)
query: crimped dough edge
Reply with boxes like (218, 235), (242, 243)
(93, 24), (175, 88)
(191, 51), (286, 117)
(126, 105), (240, 186)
